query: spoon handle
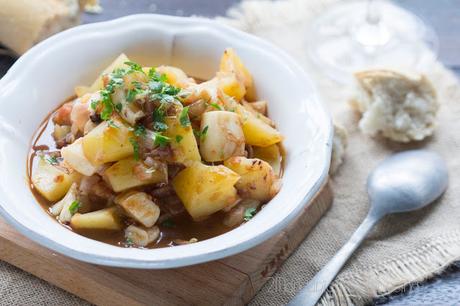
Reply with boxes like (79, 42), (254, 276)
(288, 214), (380, 306)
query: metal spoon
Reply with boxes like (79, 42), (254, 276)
(289, 150), (448, 306)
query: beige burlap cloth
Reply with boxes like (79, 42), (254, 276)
(1, 0), (460, 305)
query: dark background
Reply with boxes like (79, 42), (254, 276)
(1, 0), (460, 304)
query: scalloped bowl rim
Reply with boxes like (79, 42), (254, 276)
(0, 14), (332, 269)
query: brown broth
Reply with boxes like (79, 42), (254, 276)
(28, 98), (284, 249)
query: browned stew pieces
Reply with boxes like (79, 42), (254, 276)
(29, 49), (283, 248)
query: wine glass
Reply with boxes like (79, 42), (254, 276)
(307, 0), (439, 83)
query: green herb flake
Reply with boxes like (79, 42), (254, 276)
(129, 137), (140, 160)
(107, 120), (119, 129)
(161, 219), (175, 228)
(68, 200), (81, 215)
(124, 61), (143, 72)
(115, 103), (123, 112)
(201, 125), (209, 138)
(243, 207), (257, 221)
(209, 102), (223, 110)
(100, 90), (114, 120)
(125, 237), (134, 246)
(126, 89), (137, 102)
(179, 107), (191, 127)
(134, 125), (146, 137)
(193, 126), (209, 140)
(90, 99), (99, 110)
(175, 135), (183, 143)
(152, 106), (168, 132)
(153, 132), (171, 147)
(46, 156), (59, 165)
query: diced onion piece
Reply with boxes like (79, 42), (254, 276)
(125, 225), (160, 247)
(199, 111), (245, 162)
(61, 138), (97, 176)
(115, 191), (160, 227)
(57, 183), (79, 223)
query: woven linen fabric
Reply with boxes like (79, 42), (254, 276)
(1, 0), (460, 305)
(220, 0), (460, 305)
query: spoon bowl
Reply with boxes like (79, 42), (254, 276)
(368, 150), (448, 217)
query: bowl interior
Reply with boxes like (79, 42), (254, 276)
(0, 15), (331, 268)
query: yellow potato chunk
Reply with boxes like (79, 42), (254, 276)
(253, 144), (282, 176)
(222, 96), (282, 147)
(224, 156), (278, 202)
(82, 119), (134, 165)
(61, 138), (97, 176)
(242, 101), (274, 127)
(164, 117), (201, 166)
(115, 191), (160, 227)
(219, 48), (255, 100)
(219, 48), (253, 89)
(239, 108), (281, 147)
(32, 159), (79, 202)
(104, 157), (167, 192)
(217, 72), (246, 101)
(172, 163), (240, 220)
(156, 65), (196, 88)
(70, 207), (122, 230)
(199, 111), (245, 162)
(89, 53), (130, 92)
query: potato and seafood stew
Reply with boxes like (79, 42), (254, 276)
(29, 49), (283, 248)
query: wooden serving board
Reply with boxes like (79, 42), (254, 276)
(0, 180), (332, 306)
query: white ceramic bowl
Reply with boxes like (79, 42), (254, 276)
(0, 14), (332, 268)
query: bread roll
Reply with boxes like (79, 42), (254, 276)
(0, 0), (81, 54)
(351, 70), (438, 142)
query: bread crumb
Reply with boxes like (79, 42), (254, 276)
(350, 70), (438, 142)
(83, 0), (103, 14)
(330, 123), (348, 175)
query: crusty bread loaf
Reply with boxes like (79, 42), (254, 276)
(330, 123), (348, 174)
(0, 0), (81, 54)
(350, 70), (438, 142)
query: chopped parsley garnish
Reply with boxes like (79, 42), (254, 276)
(46, 156), (59, 165)
(129, 137), (140, 160)
(126, 89), (137, 102)
(243, 207), (257, 221)
(175, 135), (183, 143)
(152, 132), (170, 147)
(68, 200), (81, 215)
(134, 124), (146, 137)
(179, 107), (191, 127)
(115, 103), (123, 112)
(107, 119), (119, 128)
(161, 219), (175, 228)
(194, 125), (209, 140)
(124, 61), (143, 72)
(152, 105), (168, 132)
(100, 90), (114, 120)
(125, 237), (134, 246)
(209, 102), (223, 110)
(148, 68), (167, 82)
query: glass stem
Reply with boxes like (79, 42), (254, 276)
(366, 0), (381, 25)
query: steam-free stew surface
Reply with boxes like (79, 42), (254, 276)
(28, 49), (283, 249)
